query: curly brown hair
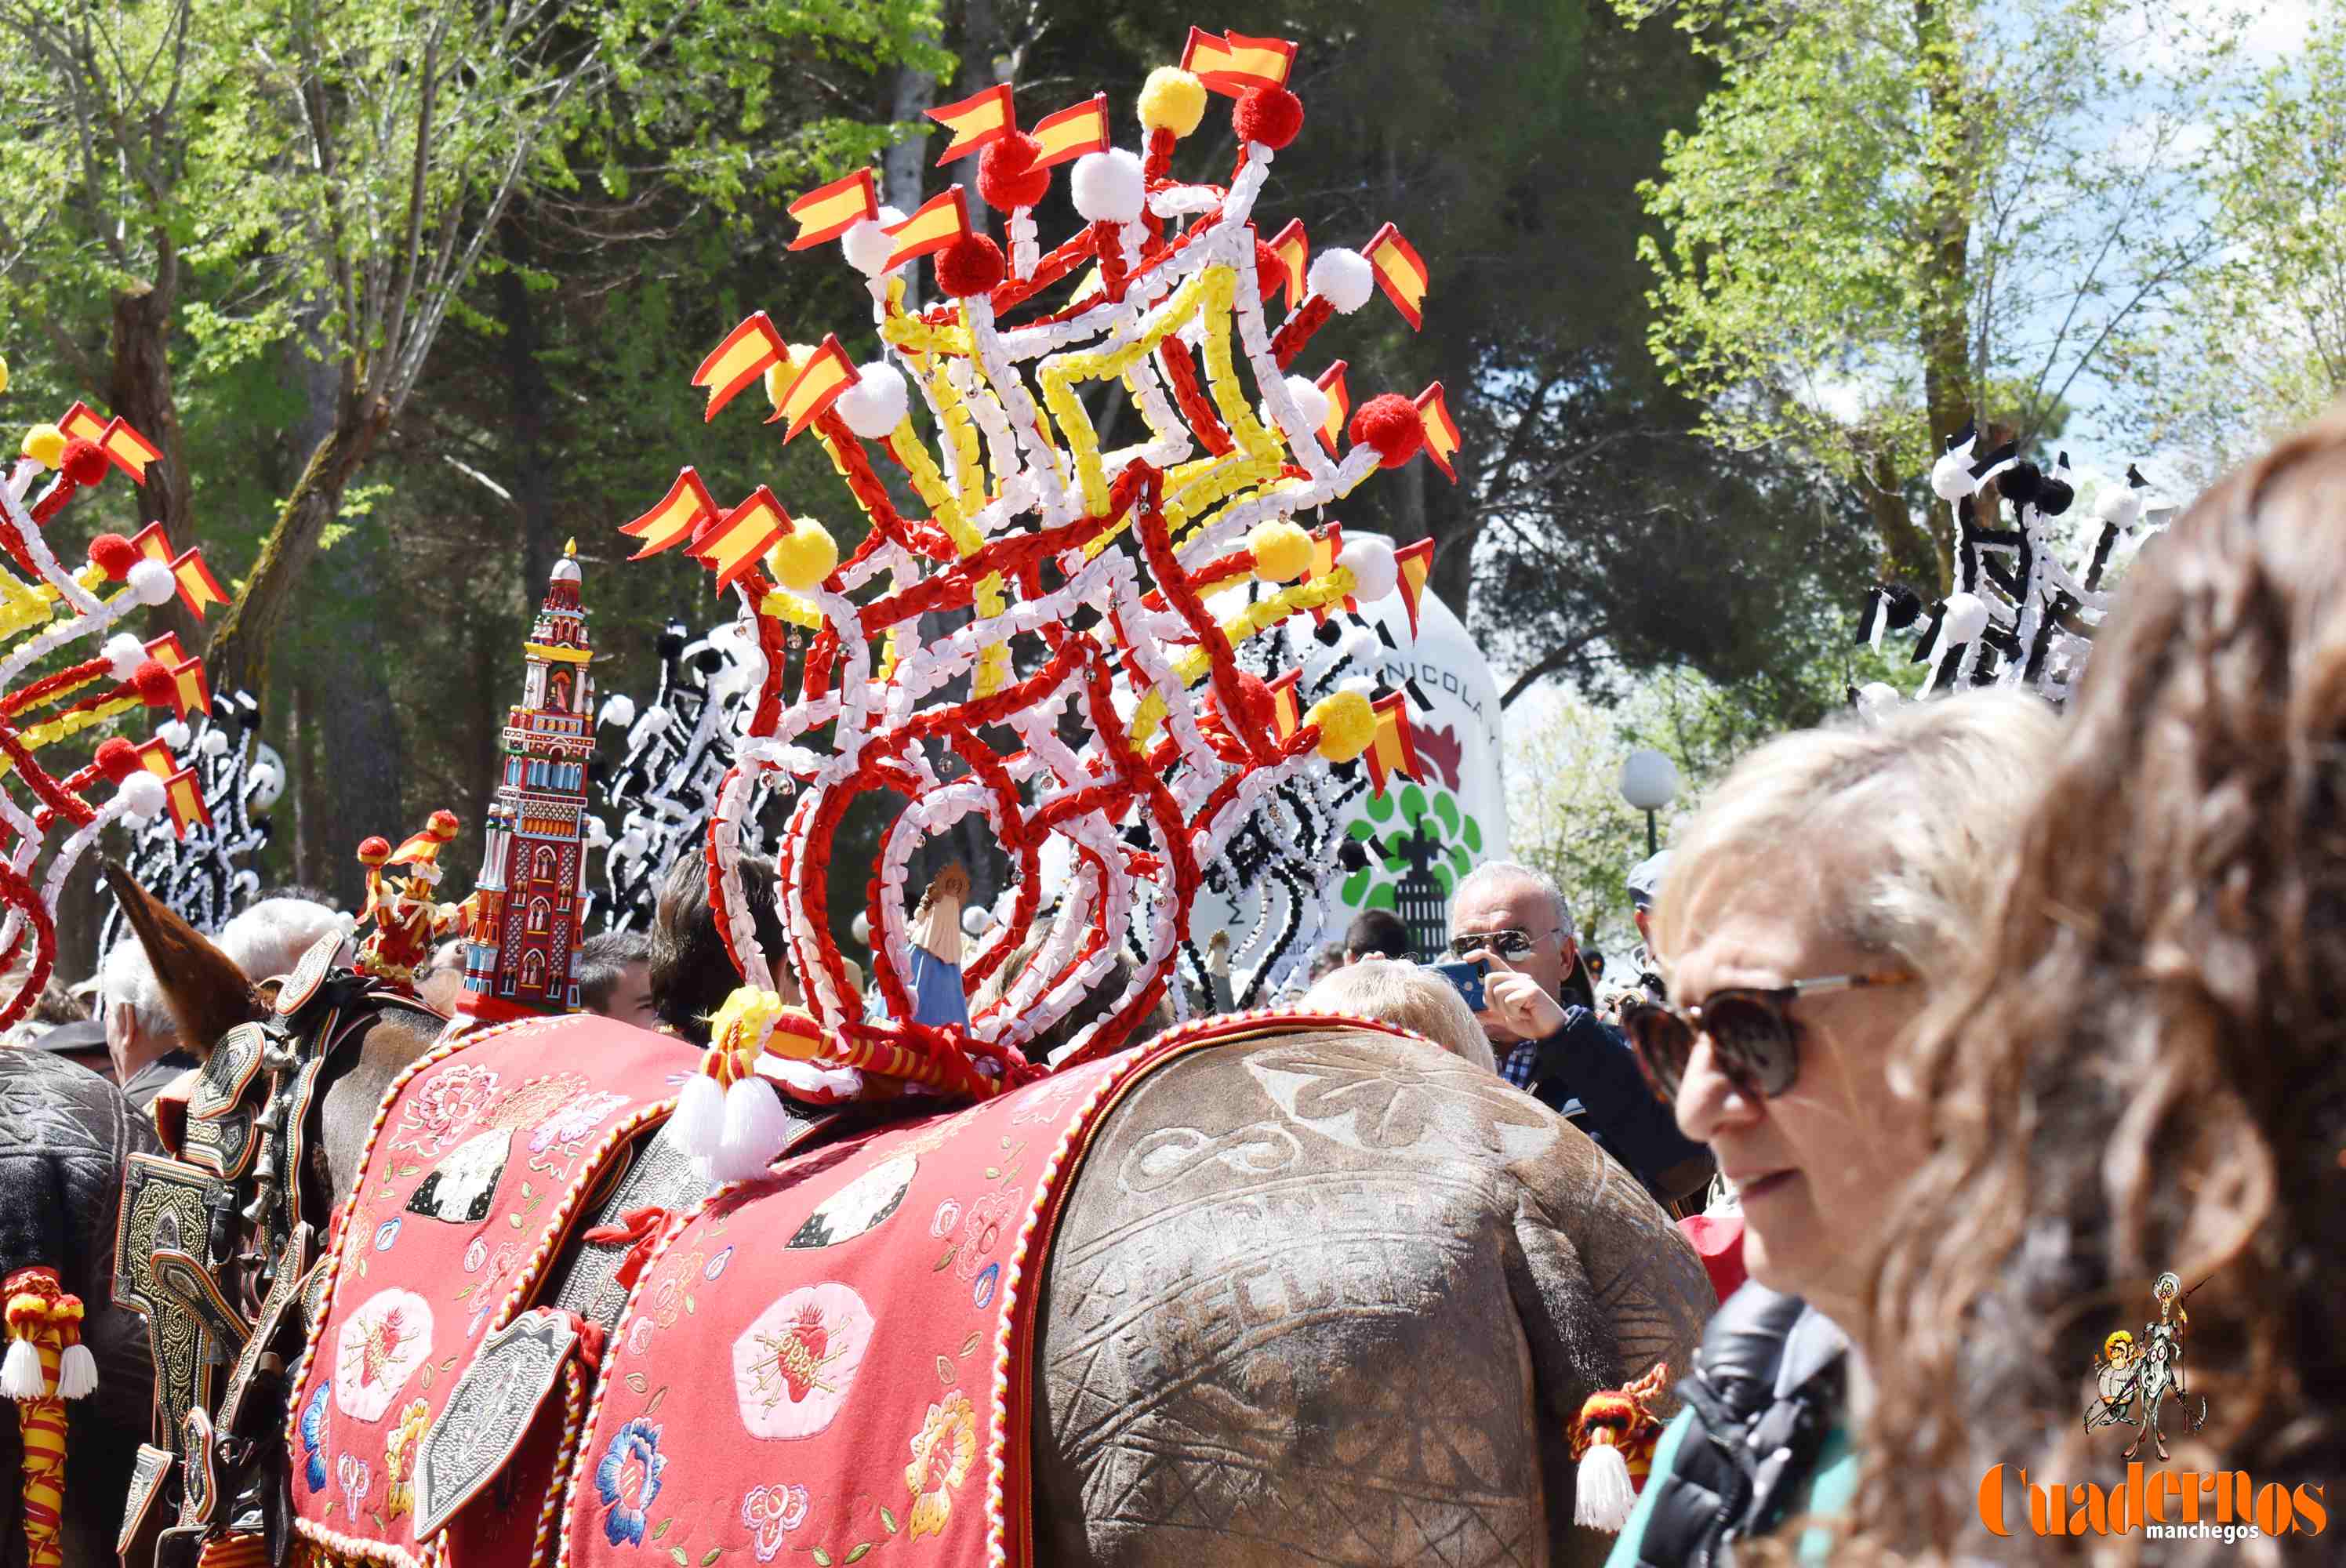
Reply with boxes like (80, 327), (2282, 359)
(1847, 416), (2346, 1560)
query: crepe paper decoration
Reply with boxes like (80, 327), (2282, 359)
(94, 691), (274, 968)
(764, 337), (859, 441)
(786, 169), (880, 252)
(1181, 27), (1298, 95)
(1031, 94), (1111, 169)
(929, 83), (1016, 165)
(1415, 383), (1462, 483)
(1364, 223), (1429, 331)
(883, 187), (972, 271)
(693, 314), (790, 423)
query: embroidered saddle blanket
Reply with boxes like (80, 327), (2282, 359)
(285, 1014), (701, 1567)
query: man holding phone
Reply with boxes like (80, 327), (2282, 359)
(1447, 861), (1712, 1203)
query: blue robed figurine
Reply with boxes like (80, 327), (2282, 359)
(904, 862), (972, 1029)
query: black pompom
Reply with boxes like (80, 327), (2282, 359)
(1314, 619), (1344, 646)
(692, 648), (724, 677)
(1884, 585), (1925, 629)
(588, 757), (612, 786)
(1338, 840), (1369, 872)
(1999, 461), (2043, 508)
(656, 628), (688, 659)
(2036, 476), (2075, 517)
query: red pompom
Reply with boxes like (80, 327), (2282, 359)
(93, 738), (142, 782)
(1251, 240), (1286, 302)
(132, 659), (176, 708)
(1233, 86), (1303, 151)
(61, 439), (110, 488)
(935, 233), (1007, 299)
(977, 132), (1051, 212)
(357, 835), (392, 867)
(87, 533), (139, 581)
(1349, 394), (1424, 468)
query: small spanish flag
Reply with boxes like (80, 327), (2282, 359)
(1309, 521), (1344, 624)
(134, 738), (176, 781)
(129, 521), (174, 564)
(621, 467), (720, 559)
(1414, 382), (1462, 483)
(143, 632), (187, 667)
(786, 168), (880, 251)
(1363, 691), (1420, 795)
(692, 312), (790, 423)
(170, 547), (229, 619)
(100, 418), (164, 485)
(1182, 27), (1298, 95)
(58, 401), (108, 444)
(1364, 223), (1429, 331)
(163, 767), (212, 838)
(767, 335), (859, 442)
(1393, 538), (1435, 638)
(884, 187), (973, 271)
(928, 83), (1015, 165)
(168, 656), (211, 721)
(1266, 669), (1303, 743)
(1031, 94), (1110, 169)
(1315, 360), (1349, 455)
(690, 488), (793, 592)
(1266, 219), (1309, 312)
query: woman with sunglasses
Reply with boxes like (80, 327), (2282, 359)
(1603, 688), (2058, 1567)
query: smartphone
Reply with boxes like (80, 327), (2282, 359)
(1425, 957), (1489, 1013)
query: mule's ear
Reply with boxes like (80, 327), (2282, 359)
(102, 861), (266, 1061)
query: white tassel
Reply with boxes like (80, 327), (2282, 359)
(671, 1071), (727, 1175)
(1574, 1440), (1638, 1532)
(56, 1342), (96, 1399)
(1, 1338), (45, 1399)
(711, 1076), (794, 1185)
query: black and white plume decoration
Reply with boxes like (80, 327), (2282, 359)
(596, 615), (782, 930)
(97, 689), (277, 956)
(1853, 423), (2165, 710)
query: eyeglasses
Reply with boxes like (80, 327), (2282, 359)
(1624, 971), (1916, 1102)
(1446, 927), (1564, 960)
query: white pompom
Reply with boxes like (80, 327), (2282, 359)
(115, 771), (168, 823)
(1856, 681), (1901, 716)
(1338, 626), (1380, 665)
(841, 216), (897, 277)
(127, 558), (177, 607)
(599, 693), (637, 729)
(670, 1070), (726, 1171)
(961, 904), (993, 938)
(1930, 448), (1976, 502)
(0, 1339), (44, 1399)
(156, 720), (191, 751)
(103, 633), (147, 683)
(56, 1342), (97, 1400)
(1574, 1441), (1638, 1531)
(198, 728), (229, 757)
(615, 826), (648, 860)
(2094, 484), (2144, 530)
(249, 764), (278, 796)
(641, 705), (672, 730)
(833, 362), (909, 440)
(1941, 590), (1990, 644)
(583, 815), (612, 848)
(850, 910), (871, 945)
(1309, 249), (1375, 314)
(1338, 673), (1376, 697)
(1276, 375), (1329, 437)
(1337, 535), (1398, 602)
(1070, 149), (1146, 225)
(712, 1076), (794, 1185)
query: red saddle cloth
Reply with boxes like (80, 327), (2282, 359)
(285, 1014), (700, 1567)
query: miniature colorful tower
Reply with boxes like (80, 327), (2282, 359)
(457, 542), (597, 1021)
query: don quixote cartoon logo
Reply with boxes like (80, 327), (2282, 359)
(1976, 1271), (2327, 1544)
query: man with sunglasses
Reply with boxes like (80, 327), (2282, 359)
(1447, 862), (1712, 1203)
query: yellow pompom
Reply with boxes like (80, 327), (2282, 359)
(709, 984), (786, 1071)
(1249, 519), (1313, 583)
(0, 357), (10, 397)
(1138, 67), (1208, 138)
(1307, 690), (1378, 763)
(768, 517), (839, 590)
(20, 424), (66, 470)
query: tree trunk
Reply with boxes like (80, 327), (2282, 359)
(1865, 448), (1943, 591)
(1913, 0), (1970, 593)
(304, 529), (405, 909)
(499, 220), (561, 594)
(106, 274), (206, 653)
(886, 63), (939, 310)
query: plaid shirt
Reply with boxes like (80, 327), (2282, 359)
(1502, 1040), (1541, 1090)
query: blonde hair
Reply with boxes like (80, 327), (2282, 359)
(1302, 958), (1497, 1073)
(1652, 689), (2060, 989)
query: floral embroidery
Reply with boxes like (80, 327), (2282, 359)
(955, 1188), (1019, 1282)
(300, 1381), (331, 1493)
(704, 1246), (733, 1281)
(467, 1242), (525, 1337)
(372, 1218), (401, 1251)
(382, 1399), (430, 1521)
(486, 1072), (589, 1130)
(902, 1390), (977, 1541)
(595, 1418), (667, 1547)
(405, 1129), (511, 1224)
(463, 1236), (488, 1272)
(336, 1453), (372, 1522)
(971, 1261), (1000, 1309)
(929, 1197), (961, 1238)
(732, 1283), (874, 1439)
(333, 1289), (434, 1421)
(530, 1091), (629, 1152)
(390, 1064), (500, 1157)
(739, 1483), (809, 1561)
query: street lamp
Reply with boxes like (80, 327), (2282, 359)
(1619, 748), (1680, 855)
